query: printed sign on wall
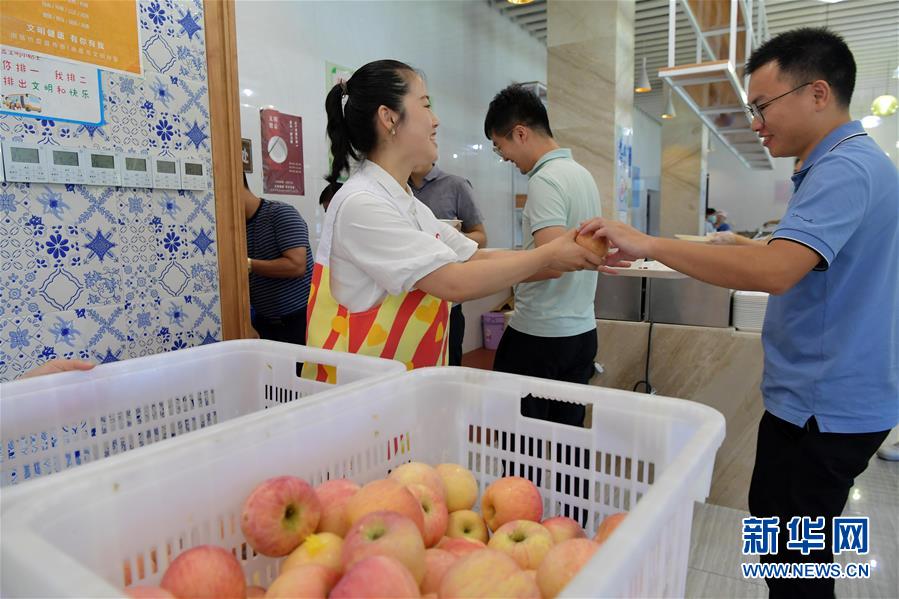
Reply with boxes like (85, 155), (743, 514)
(261, 108), (304, 196)
(0, 0), (141, 75)
(1, 45), (103, 125)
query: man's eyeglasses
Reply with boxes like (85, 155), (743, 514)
(492, 125), (520, 159)
(745, 82), (812, 126)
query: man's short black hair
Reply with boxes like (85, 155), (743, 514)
(746, 27), (855, 108)
(706, 207), (717, 216)
(484, 83), (553, 139)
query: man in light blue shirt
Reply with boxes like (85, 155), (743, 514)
(484, 84), (601, 427)
(581, 29), (896, 598)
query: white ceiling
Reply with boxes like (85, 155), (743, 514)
(490, 0), (899, 122)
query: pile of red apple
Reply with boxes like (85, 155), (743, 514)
(125, 462), (626, 598)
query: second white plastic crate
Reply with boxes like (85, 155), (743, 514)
(0, 367), (725, 598)
(0, 339), (405, 487)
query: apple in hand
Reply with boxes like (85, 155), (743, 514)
(575, 233), (609, 259)
(446, 510), (488, 544)
(265, 564), (339, 599)
(438, 549), (540, 598)
(481, 477), (542, 532)
(315, 479), (360, 537)
(536, 538), (600, 599)
(282, 532), (343, 574)
(345, 479), (426, 537)
(330, 555), (421, 598)
(342, 510), (426, 585)
(487, 520), (553, 570)
(593, 512), (627, 545)
(241, 476), (321, 557)
(541, 516), (586, 544)
(408, 483), (449, 547)
(245, 586), (266, 598)
(389, 462), (447, 502)
(160, 545), (246, 599)
(435, 464), (478, 512)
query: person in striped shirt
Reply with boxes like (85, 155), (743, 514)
(244, 173), (314, 344)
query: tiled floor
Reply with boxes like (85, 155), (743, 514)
(461, 347), (496, 370)
(686, 455), (899, 598)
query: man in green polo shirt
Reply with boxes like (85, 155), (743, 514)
(484, 84), (602, 426)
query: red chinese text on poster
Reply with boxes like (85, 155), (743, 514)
(260, 108), (304, 196)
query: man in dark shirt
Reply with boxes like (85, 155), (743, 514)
(244, 174), (314, 344)
(410, 163), (487, 365)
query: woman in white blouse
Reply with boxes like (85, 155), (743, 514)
(303, 60), (604, 377)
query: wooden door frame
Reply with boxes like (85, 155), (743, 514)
(204, 0), (252, 339)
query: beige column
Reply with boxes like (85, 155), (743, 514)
(546, 0), (634, 221)
(660, 93), (707, 237)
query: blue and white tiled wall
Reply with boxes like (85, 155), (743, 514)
(0, 0), (221, 382)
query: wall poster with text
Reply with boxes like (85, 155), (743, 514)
(261, 108), (304, 195)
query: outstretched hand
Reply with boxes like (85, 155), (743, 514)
(21, 359), (95, 380)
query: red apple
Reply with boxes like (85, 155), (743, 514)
(536, 538), (600, 599)
(438, 549), (540, 598)
(160, 545), (246, 599)
(125, 587), (175, 599)
(282, 532), (343, 573)
(265, 563), (339, 598)
(246, 586), (266, 598)
(389, 462), (447, 502)
(435, 464), (478, 513)
(445, 510), (488, 544)
(330, 555), (421, 598)
(481, 477), (542, 532)
(593, 512), (627, 545)
(487, 520), (554, 570)
(436, 536), (487, 558)
(345, 479), (425, 537)
(315, 479), (359, 537)
(408, 483), (449, 548)
(342, 510), (426, 585)
(241, 476), (322, 557)
(420, 548), (457, 595)
(541, 516), (586, 544)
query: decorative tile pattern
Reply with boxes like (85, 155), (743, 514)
(0, 0), (219, 381)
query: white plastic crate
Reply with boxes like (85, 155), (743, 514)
(0, 339), (404, 487)
(0, 367), (725, 598)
